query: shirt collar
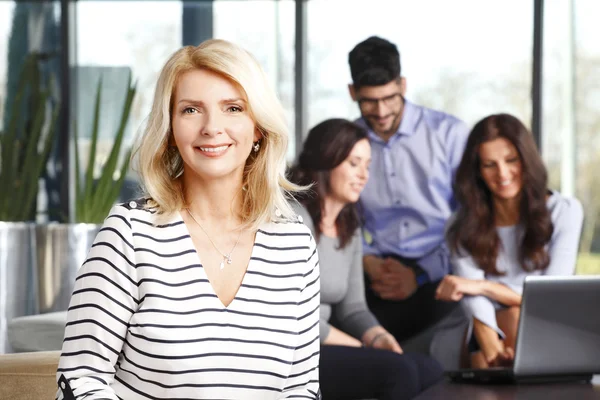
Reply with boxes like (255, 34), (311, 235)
(358, 99), (421, 143)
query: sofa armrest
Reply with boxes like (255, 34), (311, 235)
(0, 350), (60, 400)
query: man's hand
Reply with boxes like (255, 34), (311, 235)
(370, 257), (417, 301)
(435, 275), (483, 302)
(363, 255), (388, 283)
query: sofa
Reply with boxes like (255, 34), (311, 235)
(0, 350), (60, 400)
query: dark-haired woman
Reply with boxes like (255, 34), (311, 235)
(436, 113), (583, 369)
(289, 118), (443, 400)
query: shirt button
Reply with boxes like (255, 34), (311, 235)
(395, 200), (400, 205)
(297, 215), (304, 223)
(129, 201), (137, 209)
(275, 208), (282, 217)
(390, 172), (395, 177)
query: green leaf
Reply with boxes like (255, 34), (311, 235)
(82, 78), (103, 218)
(73, 118), (82, 223)
(0, 55), (33, 219)
(0, 53), (57, 222)
(21, 104), (59, 221)
(73, 71), (137, 223)
(15, 89), (48, 219)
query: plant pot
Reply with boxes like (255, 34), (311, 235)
(36, 223), (100, 314)
(0, 222), (38, 353)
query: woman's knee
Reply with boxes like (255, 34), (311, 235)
(404, 352), (444, 391)
(380, 353), (421, 400)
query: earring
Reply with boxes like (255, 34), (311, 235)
(253, 142), (260, 152)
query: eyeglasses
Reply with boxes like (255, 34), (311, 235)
(357, 93), (403, 110)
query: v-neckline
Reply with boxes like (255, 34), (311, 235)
(177, 211), (259, 309)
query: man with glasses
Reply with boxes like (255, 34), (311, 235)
(349, 36), (469, 351)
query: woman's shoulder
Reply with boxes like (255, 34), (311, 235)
(289, 201), (315, 232)
(547, 190), (584, 224)
(263, 209), (312, 236)
(109, 197), (181, 229)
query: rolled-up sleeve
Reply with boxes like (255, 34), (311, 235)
(453, 255), (504, 338)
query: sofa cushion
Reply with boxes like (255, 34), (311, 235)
(8, 311), (67, 352)
(0, 350), (59, 400)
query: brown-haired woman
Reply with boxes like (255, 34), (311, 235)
(435, 113), (583, 369)
(290, 118), (444, 400)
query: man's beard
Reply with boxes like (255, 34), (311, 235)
(365, 111), (402, 137)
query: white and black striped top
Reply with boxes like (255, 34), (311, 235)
(56, 200), (321, 400)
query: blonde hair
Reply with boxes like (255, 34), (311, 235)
(133, 39), (302, 229)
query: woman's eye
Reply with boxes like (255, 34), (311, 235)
(227, 105), (243, 113)
(183, 107), (197, 114)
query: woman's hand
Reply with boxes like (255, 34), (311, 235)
(362, 326), (403, 354)
(323, 326), (363, 347)
(372, 332), (403, 354)
(435, 275), (483, 301)
(472, 319), (514, 368)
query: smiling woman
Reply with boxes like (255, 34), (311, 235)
(288, 118), (444, 400)
(437, 113), (584, 370)
(55, 39), (321, 400)
(171, 69), (260, 181)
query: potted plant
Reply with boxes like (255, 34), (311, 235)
(36, 73), (137, 314)
(0, 53), (59, 351)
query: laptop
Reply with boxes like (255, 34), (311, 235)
(447, 275), (600, 384)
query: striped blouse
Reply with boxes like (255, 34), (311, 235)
(56, 200), (321, 400)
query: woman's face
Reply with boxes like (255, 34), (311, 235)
(478, 137), (523, 202)
(328, 138), (371, 204)
(171, 68), (260, 183)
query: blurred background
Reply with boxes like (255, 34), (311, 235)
(0, 0), (598, 305)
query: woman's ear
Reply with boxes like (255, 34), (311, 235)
(254, 127), (263, 143)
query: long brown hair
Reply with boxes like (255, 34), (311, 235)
(288, 118), (368, 248)
(447, 114), (553, 275)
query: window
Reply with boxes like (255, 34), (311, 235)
(1, 2), (62, 132)
(543, 0), (600, 275)
(74, 1), (183, 200)
(306, 0), (533, 134)
(214, 0), (296, 158)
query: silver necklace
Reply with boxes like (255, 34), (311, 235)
(186, 209), (242, 270)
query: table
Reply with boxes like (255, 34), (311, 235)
(415, 376), (600, 400)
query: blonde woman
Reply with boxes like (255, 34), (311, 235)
(56, 39), (321, 400)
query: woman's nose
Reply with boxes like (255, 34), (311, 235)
(201, 112), (223, 136)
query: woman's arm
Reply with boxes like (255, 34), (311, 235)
(334, 231), (380, 339)
(437, 254), (511, 364)
(437, 252), (521, 307)
(438, 276), (521, 307)
(323, 325), (362, 347)
(56, 205), (138, 399)
(544, 197), (584, 276)
(281, 231), (321, 399)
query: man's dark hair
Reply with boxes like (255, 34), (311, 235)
(348, 36), (401, 89)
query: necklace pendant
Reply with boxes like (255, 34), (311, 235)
(226, 256), (232, 264)
(219, 261), (225, 270)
